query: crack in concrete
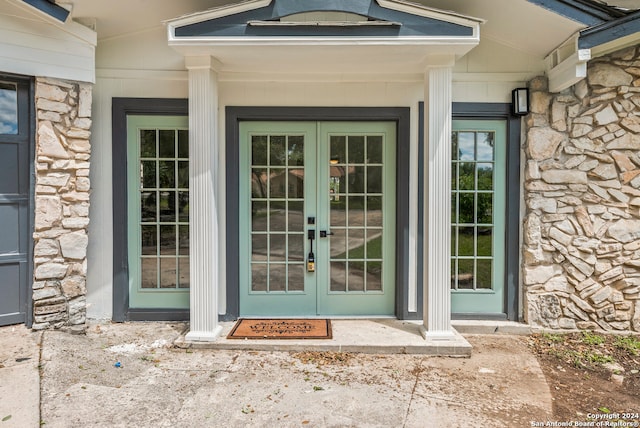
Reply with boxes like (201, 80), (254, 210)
(402, 358), (424, 428)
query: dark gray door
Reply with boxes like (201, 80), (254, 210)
(0, 77), (31, 326)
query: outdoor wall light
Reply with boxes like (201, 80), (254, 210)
(512, 87), (530, 116)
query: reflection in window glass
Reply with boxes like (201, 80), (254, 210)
(250, 133), (306, 293)
(0, 83), (18, 135)
(457, 132), (475, 161)
(329, 133), (386, 293)
(139, 128), (189, 290)
(451, 129), (496, 292)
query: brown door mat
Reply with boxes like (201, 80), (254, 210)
(227, 319), (332, 339)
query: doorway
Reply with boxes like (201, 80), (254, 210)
(450, 119), (507, 315)
(239, 121), (396, 316)
(0, 76), (31, 326)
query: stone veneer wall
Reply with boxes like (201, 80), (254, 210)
(523, 46), (640, 332)
(32, 77), (92, 332)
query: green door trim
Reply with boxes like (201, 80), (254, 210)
(238, 121), (396, 316)
(239, 121), (318, 316)
(225, 107), (412, 321)
(126, 115), (189, 310)
(316, 122), (396, 315)
(450, 119), (506, 314)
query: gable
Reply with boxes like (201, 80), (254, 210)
(171, 0), (478, 39)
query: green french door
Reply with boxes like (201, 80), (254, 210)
(127, 115), (190, 309)
(451, 120), (506, 314)
(239, 121), (396, 316)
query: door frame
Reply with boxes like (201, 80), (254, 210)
(0, 73), (34, 327)
(112, 98), (189, 322)
(225, 107), (411, 320)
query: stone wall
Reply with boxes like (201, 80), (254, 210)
(523, 46), (640, 332)
(32, 77), (92, 332)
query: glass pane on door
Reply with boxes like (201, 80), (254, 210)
(127, 115), (190, 310)
(138, 128), (190, 290)
(0, 82), (18, 135)
(451, 120), (506, 315)
(329, 134), (385, 293)
(250, 134), (306, 293)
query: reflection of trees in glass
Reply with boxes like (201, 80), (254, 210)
(453, 130), (494, 226)
(451, 132), (458, 160)
(288, 138), (304, 166)
(251, 135), (304, 200)
(252, 171), (267, 198)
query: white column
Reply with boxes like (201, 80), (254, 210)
(185, 56), (222, 341)
(421, 65), (455, 340)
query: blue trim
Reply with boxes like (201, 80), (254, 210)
(111, 98), (189, 322)
(224, 106), (413, 320)
(579, 10), (640, 49)
(21, 0), (69, 22)
(526, 0), (624, 25)
(175, 0), (473, 38)
(451, 103), (521, 321)
(416, 102), (424, 321)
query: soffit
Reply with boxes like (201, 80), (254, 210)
(422, 0), (585, 57)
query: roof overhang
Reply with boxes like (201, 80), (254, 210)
(537, 0), (640, 92)
(166, 0), (483, 75)
(20, 0), (70, 22)
(579, 9), (640, 53)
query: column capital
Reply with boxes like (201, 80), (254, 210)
(185, 55), (223, 71)
(423, 55), (456, 70)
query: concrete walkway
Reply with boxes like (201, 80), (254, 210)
(0, 321), (553, 427)
(0, 325), (40, 428)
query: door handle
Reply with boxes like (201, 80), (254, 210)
(307, 229), (315, 272)
(319, 230), (334, 238)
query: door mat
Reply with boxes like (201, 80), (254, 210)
(227, 319), (332, 339)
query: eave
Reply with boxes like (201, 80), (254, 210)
(20, 0), (69, 22)
(538, 0), (639, 92)
(579, 9), (640, 51)
(526, 0), (625, 25)
(166, 0), (483, 76)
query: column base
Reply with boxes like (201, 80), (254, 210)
(419, 325), (472, 356)
(185, 325), (223, 342)
(419, 325), (457, 340)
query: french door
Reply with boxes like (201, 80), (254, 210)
(451, 119), (507, 315)
(127, 115), (190, 310)
(239, 121), (396, 316)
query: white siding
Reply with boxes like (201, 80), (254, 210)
(96, 27), (186, 72)
(452, 37), (546, 102)
(0, 1), (95, 83)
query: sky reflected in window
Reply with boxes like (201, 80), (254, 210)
(0, 83), (18, 135)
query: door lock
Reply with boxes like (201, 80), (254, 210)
(307, 229), (315, 272)
(319, 230), (334, 238)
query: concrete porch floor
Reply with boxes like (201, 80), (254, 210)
(175, 319), (530, 356)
